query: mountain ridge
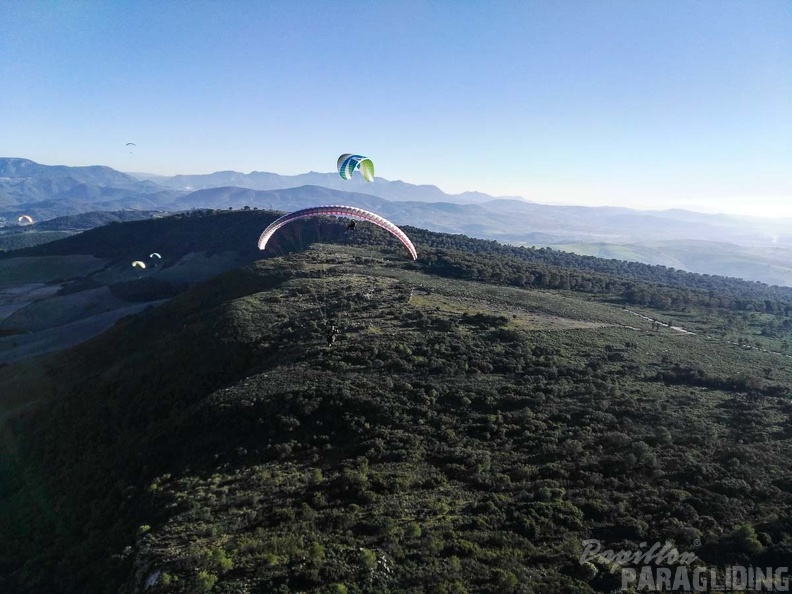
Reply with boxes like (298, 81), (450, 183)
(3, 158), (792, 287)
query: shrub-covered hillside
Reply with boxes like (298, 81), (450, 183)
(1, 245), (791, 594)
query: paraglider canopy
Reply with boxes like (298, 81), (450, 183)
(149, 253), (162, 259)
(257, 205), (417, 260)
(131, 260), (146, 269)
(126, 142), (136, 147)
(18, 215), (34, 224)
(337, 154), (374, 182)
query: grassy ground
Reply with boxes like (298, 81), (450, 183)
(0, 255), (106, 287)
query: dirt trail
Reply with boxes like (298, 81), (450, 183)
(620, 306), (792, 359)
(622, 308), (696, 335)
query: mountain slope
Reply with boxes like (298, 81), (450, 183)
(0, 158), (185, 220)
(1, 244), (792, 593)
(150, 169), (500, 204)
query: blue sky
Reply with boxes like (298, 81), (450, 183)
(1, 1), (789, 216)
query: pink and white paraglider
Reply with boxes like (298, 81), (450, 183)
(257, 205), (417, 260)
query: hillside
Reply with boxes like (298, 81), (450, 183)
(2, 208), (792, 371)
(0, 211), (164, 252)
(2, 221), (792, 593)
(0, 158), (185, 221)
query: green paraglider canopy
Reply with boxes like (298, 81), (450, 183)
(337, 154), (374, 182)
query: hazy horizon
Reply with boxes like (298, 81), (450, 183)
(5, 153), (792, 221)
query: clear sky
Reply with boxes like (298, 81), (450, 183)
(1, 1), (790, 217)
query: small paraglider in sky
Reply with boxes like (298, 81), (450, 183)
(126, 142), (136, 154)
(131, 260), (146, 269)
(148, 253), (162, 268)
(337, 154), (374, 182)
(18, 215), (34, 225)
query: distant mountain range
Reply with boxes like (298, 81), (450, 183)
(132, 168), (505, 204)
(2, 157), (791, 285)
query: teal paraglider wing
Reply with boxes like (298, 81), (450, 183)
(337, 154), (374, 182)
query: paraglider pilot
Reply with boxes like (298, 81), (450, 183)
(347, 220), (356, 231)
(327, 325), (339, 346)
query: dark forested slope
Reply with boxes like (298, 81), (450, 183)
(1, 244), (791, 594)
